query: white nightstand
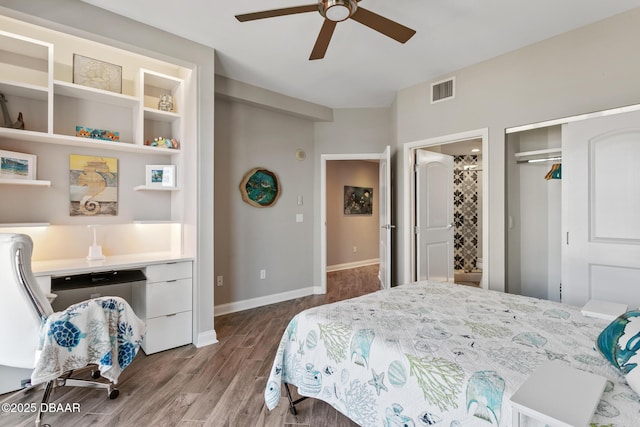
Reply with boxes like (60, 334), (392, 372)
(510, 361), (606, 427)
(581, 299), (627, 321)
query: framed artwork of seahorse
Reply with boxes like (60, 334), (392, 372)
(69, 154), (118, 216)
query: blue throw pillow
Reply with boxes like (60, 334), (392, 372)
(596, 310), (640, 396)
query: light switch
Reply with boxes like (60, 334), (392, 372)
(297, 195), (303, 206)
(296, 214), (303, 223)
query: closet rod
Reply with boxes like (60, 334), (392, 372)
(516, 156), (561, 164)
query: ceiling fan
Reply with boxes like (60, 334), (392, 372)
(235, 0), (416, 60)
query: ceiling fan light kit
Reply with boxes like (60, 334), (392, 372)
(320, 0), (357, 22)
(235, 0), (416, 60)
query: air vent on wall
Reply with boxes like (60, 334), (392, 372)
(431, 77), (455, 104)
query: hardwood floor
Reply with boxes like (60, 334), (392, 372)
(0, 265), (380, 427)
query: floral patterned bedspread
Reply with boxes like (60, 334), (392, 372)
(31, 296), (145, 386)
(265, 281), (640, 426)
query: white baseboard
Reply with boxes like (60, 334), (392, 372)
(195, 330), (218, 348)
(214, 287), (315, 316)
(327, 258), (379, 273)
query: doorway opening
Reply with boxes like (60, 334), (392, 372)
(326, 159), (380, 290)
(417, 142), (483, 286)
(402, 129), (489, 288)
(319, 147), (391, 295)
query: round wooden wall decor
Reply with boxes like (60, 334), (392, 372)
(239, 167), (281, 208)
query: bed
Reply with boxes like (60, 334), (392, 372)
(264, 280), (640, 426)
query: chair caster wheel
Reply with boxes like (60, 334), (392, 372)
(108, 388), (119, 399)
(91, 370), (101, 379)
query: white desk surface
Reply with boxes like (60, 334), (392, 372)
(32, 252), (193, 276)
(510, 360), (606, 427)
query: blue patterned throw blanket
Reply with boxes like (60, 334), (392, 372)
(31, 297), (145, 385)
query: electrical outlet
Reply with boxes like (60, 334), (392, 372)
(260, 269), (266, 279)
(216, 275), (223, 287)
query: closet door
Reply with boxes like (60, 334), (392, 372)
(562, 109), (640, 308)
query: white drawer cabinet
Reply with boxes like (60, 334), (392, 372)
(143, 311), (192, 355)
(132, 261), (193, 354)
(145, 278), (191, 318)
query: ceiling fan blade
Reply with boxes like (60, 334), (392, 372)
(309, 19), (337, 60)
(236, 4), (317, 22)
(350, 7), (416, 43)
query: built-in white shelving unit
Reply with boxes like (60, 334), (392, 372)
(0, 14), (199, 356)
(0, 24), (189, 223)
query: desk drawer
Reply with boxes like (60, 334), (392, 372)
(146, 261), (192, 283)
(146, 278), (192, 318)
(142, 310), (192, 354)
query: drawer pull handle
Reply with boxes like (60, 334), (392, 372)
(166, 313), (177, 317)
(166, 279), (177, 283)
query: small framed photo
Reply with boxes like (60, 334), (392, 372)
(145, 164), (176, 188)
(73, 54), (122, 93)
(0, 150), (37, 180)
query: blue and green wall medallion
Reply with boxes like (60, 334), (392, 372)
(240, 167), (281, 208)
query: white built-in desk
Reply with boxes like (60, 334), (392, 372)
(31, 252), (191, 278)
(32, 253), (194, 355)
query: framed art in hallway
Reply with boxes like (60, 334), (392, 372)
(344, 185), (373, 215)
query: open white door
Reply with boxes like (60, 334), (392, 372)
(415, 150), (455, 282)
(562, 109), (640, 308)
(379, 145), (392, 289)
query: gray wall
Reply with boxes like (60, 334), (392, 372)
(215, 100), (390, 306)
(394, 7), (640, 290)
(214, 98), (315, 305)
(313, 108), (392, 287)
(326, 160), (379, 267)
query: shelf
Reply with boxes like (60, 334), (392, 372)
(143, 70), (183, 90)
(133, 220), (181, 224)
(0, 81), (48, 100)
(144, 107), (180, 123)
(0, 222), (50, 228)
(0, 178), (51, 186)
(54, 80), (139, 108)
(134, 185), (180, 191)
(0, 127), (180, 155)
(0, 30), (51, 60)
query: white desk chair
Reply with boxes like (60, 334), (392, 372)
(0, 233), (144, 427)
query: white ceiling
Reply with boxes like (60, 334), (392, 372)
(81, 0), (640, 109)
